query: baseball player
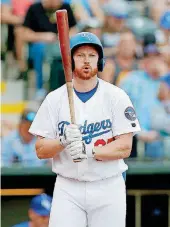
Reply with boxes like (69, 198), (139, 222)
(12, 193), (52, 227)
(29, 32), (141, 227)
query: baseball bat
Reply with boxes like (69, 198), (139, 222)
(56, 9), (75, 124)
(56, 10), (81, 162)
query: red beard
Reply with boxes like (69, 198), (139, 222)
(73, 65), (98, 80)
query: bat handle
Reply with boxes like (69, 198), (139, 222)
(66, 82), (76, 124)
(66, 83), (82, 163)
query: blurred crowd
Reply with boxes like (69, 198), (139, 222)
(1, 0), (170, 168)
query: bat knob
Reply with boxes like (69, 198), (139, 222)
(73, 158), (82, 163)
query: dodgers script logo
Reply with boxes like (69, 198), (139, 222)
(58, 119), (112, 144)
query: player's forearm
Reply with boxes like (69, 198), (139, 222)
(35, 138), (64, 159)
(93, 133), (133, 161)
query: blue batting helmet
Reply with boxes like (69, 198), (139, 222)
(70, 32), (105, 72)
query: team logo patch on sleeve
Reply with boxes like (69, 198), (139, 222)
(124, 107), (136, 121)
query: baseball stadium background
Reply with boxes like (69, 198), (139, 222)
(1, 0), (170, 226)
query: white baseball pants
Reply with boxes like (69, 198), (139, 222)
(49, 174), (126, 227)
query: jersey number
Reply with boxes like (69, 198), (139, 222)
(94, 137), (115, 147)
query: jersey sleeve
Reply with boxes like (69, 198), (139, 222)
(112, 90), (141, 137)
(29, 96), (57, 139)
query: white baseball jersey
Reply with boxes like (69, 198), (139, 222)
(29, 79), (140, 181)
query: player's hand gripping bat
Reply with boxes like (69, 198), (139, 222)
(56, 10), (82, 162)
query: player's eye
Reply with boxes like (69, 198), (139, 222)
(90, 54), (96, 57)
(77, 54), (83, 57)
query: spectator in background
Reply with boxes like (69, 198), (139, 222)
(143, 33), (157, 47)
(159, 11), (170, 44)
(64, 0), (105, 23)
(157, 11), (170, 71)
(102, 0), (128, 34)
(136, 33), (157, 60)
(161, 73), (170, 120)
(62, 0), (89, 21)
(1, 0), (29, 24)
(156, 10), (170, 45)
(102, 0), (129, 56)
(99, 29), (138, 85)
(160, 46), (170, 71)
(77, 17), (103, 39)
(126, 16), (158, 59)
(85, 0), (105, 23)
(139, 44), (169, 75)
(14, 0), (77, 100)
(12, 193), (52, 227)
(120, 47), (169, 158)
(1, 109), (47, 167)
(151, 74), (170, 136)
(149, 75), (170, 158)
(149, 0), (170, 24)
(161, 73), (170, 90)
(1, 0), (34, 62)
(1, 120), (17, 137)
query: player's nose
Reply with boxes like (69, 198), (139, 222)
(84, 55), (90, 63)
